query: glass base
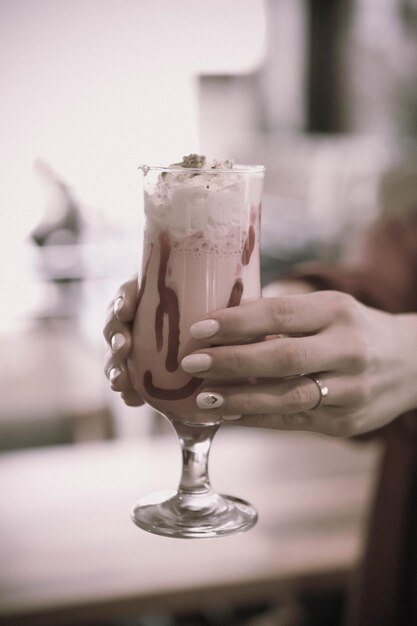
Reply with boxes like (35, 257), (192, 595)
(131, 489), (258, 538)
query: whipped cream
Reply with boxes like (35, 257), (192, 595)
(143, 155), (263, 242)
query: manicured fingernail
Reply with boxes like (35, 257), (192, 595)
(222, 415), (241, 421)
(109, 367), (121, 383)
(190, 319), (219, 339)
(113, 296), (124, 316)
(196, 392), (224, 409)
(111, 333), (126, 352)
(181, 353), (212, 374)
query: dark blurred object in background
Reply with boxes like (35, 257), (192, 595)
(30, 159), (85, 319)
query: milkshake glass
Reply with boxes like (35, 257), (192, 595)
(128, 157), (264, 538)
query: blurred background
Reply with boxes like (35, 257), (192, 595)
(0, 1), (416, 625)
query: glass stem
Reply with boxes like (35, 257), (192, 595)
(170, 420), (220, 496)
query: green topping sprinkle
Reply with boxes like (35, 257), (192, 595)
(173, 154), (206, 168)
(171, 154), (234, 170)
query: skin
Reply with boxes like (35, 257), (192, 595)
(104, 278), (417, 438)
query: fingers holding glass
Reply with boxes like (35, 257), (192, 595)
(104, 350), (127, 390)
(189, 292), (341, 345)
(193, 373), (374, 437)
(112, 276), (139, 322)
(181, 333), (343, 381)
(103, 275), (138, 336)
(103, 278), (144, 406)
(104, 350), (144, 405)
(196, 376), (335, 416)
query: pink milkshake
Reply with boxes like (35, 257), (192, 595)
(129, 156), (265, 538)
(128, 156), (264, 423)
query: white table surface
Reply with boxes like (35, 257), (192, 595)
(0, 427), (381, 625)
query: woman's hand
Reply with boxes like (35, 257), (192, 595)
(103, 280), (417, 437)
(103, 277), (144, 407)
(180, 292), (417, 437)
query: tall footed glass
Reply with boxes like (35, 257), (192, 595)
(128, 160), (264, 538)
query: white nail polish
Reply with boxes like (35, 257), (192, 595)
(109, 367), (121, 383)
(190, 319), (219, 339)
(111, 333), (126, 352)
(222, 415), (241, 421)
(181, 353), (212, 374)
(196, 392), (224, 409)
(113, 297), (124, 316)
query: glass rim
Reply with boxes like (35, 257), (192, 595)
(139, 164), (265, 175)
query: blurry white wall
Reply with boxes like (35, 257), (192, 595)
(0, 0), (266, 247)
(348, 0), (417, 138)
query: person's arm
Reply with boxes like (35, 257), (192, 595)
(281, 215), (417, 314)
